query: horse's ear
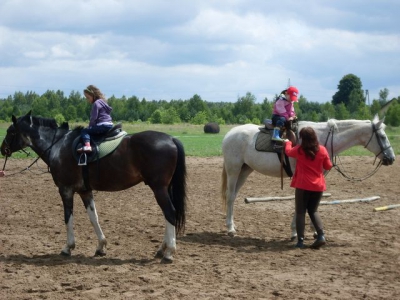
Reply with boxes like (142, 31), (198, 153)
(26, 110), (32, 117)
(60, 122), (69, 130)
(374, 114), (385, 128)
(12, 115), (17, 124)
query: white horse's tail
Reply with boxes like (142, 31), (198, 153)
(221, 162), (227, 213)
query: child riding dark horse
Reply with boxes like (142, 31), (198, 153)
(79, 85), (113, 153)
(1, 111), (187, 263)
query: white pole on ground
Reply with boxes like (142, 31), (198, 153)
(320, 196), (380, 205)
(244, 193), (331, 204)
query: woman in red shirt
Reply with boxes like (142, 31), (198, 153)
(284, 127), (333, 249)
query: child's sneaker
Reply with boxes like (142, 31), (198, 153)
(77, 145), (92, 153)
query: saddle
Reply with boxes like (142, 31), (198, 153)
(72, 124), (127, 166)
(257, 119), (298, 151)
(255, 119), (299, 177)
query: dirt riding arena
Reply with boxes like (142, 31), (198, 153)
(1, 156), (399, 299)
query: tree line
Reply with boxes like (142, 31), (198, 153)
(1, 74), (400, 126)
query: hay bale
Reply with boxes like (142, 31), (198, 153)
(204, 122), (220, 134)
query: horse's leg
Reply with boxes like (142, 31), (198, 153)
(152, 187), (177, 262)
(290, 214), (297, 240)
(79, 191), (107, 256)
(226, 164), (253, 236)
(59, 188), (76, 256)
(155, 221), (176, 264)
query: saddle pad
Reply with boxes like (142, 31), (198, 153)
(72, 131), (127, 164)
(97, 131), (127, 159)
(255, 130), (275, 152)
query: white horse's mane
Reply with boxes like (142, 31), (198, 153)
(326, 118), (378, 132)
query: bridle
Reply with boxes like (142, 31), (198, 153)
(323, 122), (393, 181)
(2, 122), (63, 176)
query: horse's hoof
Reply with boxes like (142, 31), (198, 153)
(60, 251), (71, 257)
(155, 249), (164, 259)
(290, 236), (296, 241)
(228, 231), (236, 237)
(160, 257), (173, 264)
(94, 249), (106, 257)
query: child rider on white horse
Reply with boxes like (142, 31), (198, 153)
(271, 86), (299, 142)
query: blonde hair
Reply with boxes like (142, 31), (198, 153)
(84, 85), (107, 101)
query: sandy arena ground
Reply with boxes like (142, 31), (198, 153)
(0, 156), (399, 299)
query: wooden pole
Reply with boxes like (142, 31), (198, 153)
(245, 193), (332, 204)
(320, 196), (380, 205)
(373, 204), (400, 211)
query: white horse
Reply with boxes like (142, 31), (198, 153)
(221, 115), (395, 238)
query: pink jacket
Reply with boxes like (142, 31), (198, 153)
(272, 97), (295, 119)
(285, 141), (333, 192)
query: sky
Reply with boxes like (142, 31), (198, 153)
(1, 0), (399, 104)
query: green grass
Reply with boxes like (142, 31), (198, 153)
(115, 123), (236, 157)
(1, 122), (399, 158)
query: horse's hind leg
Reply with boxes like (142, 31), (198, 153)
(79, 191), (107, 256)
(290, 214), (297, 240)
(152, 187), (177, 263)
(155, 221), (176, 264)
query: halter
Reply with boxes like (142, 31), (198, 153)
(324, 121), (392, 181)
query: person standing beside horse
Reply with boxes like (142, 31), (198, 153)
(271, 86), (299, 142)
(284, 127), (333, 249)
(78, 85), (113, 153)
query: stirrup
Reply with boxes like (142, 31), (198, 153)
(78, 153), (87, 166)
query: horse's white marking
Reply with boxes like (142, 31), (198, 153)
(63, 214), (75, 255)
(86, 199), (107, 252)
(158, 220), (176, 260)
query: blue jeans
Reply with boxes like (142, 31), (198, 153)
(272, 115), (286, 127)
(81, 125), (113, 143)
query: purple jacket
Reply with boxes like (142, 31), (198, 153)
(89, 99), (113, 127)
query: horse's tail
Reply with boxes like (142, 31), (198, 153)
(221, 162), (227, 213)
(170, 138), (187, 235)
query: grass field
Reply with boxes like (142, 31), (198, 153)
(0, 122), (399, 158)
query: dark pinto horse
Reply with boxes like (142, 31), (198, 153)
(1, 111), (187, 263)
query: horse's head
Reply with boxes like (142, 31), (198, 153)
(366, 115), (395, 166)
(1, 111), (36, 157)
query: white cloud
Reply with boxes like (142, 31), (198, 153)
(0, 0), (399, 103)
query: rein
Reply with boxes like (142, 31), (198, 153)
(1, 155), (47, 177)
(2, 126), (64, 177)
(323, 122), (385, 181)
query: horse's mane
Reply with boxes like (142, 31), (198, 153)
(326, 118), (372, 132)
(72, 125), (84, 132)
(30, 116), (58, 128)
(30, 116), (70, 131)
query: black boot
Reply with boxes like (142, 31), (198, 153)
(310, 233), (326, 249)
(295, 237), (305, 249)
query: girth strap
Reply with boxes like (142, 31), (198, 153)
(276, 151), (293, 177)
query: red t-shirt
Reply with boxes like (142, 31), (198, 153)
(285, 141), (333, 191)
